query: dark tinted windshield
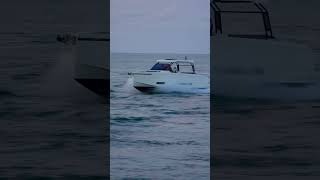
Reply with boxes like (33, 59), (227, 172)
(150, 63), (171, 71)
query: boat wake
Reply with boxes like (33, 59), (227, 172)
(122, 77), (138, 93)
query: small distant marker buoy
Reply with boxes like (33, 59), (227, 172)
(185, 56), (187, 60)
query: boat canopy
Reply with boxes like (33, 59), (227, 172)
(151, 59), (195, 73)
(156, 59), (194, 65)
(211, 0), (273, 39)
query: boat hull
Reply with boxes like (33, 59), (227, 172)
(133, 82), (156, 92)
(131, 71), (209, 93)
(75, 78), (109, 97)
(73, 35), (109, 96)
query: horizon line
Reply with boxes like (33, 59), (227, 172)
(110, 51), (210, 55)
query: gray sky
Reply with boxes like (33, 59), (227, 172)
(111, 0), (210, 54)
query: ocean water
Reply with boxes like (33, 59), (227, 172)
(110, 53), (210, 179)
(213, 99), (320, 179)
(212, 0), (320, 179)
(0, 0), (108, 178)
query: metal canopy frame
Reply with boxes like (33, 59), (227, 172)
(211, 0), (273, 39)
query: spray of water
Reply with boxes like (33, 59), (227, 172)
(122, 77), (139, 93)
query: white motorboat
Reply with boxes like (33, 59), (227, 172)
(129, 59), (209, 93)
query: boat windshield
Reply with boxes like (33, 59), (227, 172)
(150, 63), (172, 71)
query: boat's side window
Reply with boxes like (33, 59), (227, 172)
(151, 63), (172, 71)
(179, 64), (195, 74)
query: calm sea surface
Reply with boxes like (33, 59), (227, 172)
(110, 53), (210, 179)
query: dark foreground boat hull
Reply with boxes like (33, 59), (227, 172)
(75, 78), (109, 97)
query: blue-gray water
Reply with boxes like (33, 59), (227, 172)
(213, 99), (320, 179)
(0, 0), (108, 178)
(110, 53), (210, 179)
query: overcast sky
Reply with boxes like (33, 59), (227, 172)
(111, 0), (210, 54)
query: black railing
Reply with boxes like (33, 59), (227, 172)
(57, 34), (110, 44)
(211, 0), (274, 39)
